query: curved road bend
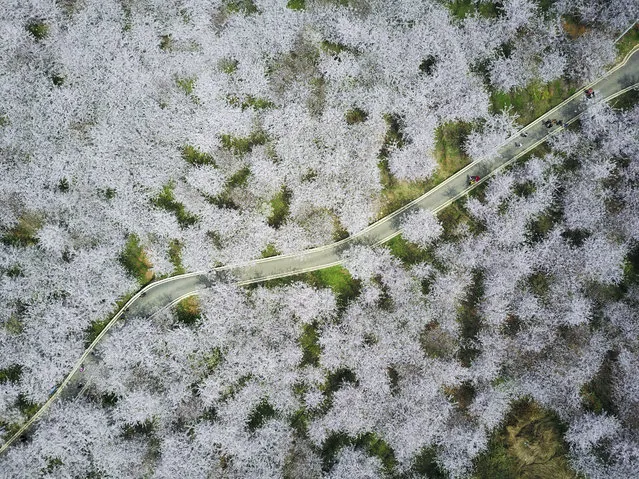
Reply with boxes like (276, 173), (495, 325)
(1, 46), (638, 455)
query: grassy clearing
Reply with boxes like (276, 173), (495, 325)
(580, 350), (618, 415)
(267, 186), (291, 229)
(436, 181), (488, 242)
(176, 76), (196, 95)
(299, 322), (321, 367)
(0, 365), (22, 384)
(320, 40), (351, 56)
(385, 234), (434, 266)
(152, 183), (199, 228)
(220, 131), (268, 156)
(168, 239), (185, 275)
(181, 145), (216, 167)
(225, 0), (259, 15)
(616, 23), (639, 60)
(247, 400), (277, 430)
(473, 400), (578, 479)
(286, 0), (305, 10)
(174, 296), (201, 325)
(256, 265), (361, 313)
(457, 269), (485, 367)
(227, 94), (275, 111)
(443, 0), (503, 21)
(376, 121), (472, 219)
(490, 79), (579, 126)
(561, 15), (590, 39)
(207, 167), (252, 210)
(345, 108), (368, 125)
(609, 87), (639, 111)
(119, 234), (154, 285)
(320, 431), (397, 475)
(218, 57), (239, 74)
(1, 213), (43, 248)
(26, 21), (49, 40)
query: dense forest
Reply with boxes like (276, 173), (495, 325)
(1, 0), (638, 477)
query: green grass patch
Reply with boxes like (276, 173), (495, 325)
(444, 0), (503, 21)
(434, 121), (473, 173)
(419, 55), (438, 75)
(616, 23), (639, 60)
(16, 393), (41, 419)
(457, 269), (485, 367)
(436, 182), (488, 241)
(225, 0), (258, 14)
(308, 266), (361, 312)
(168, 239), (185, 275)
(176, 76), (196, 95)
(86, 316), (112, 347)
(267, 186), (291, 229)
(473, 400), (578, 479)
(376, 121), (472, 219)
(119, 234), (154, 285)
(345, 108), (368, 125)
(51, 74), (65, 87)
(255, 265), (361, 313)
(332, 216), (350, 242)
(1, 213), (43, 248)
(286, 0), (305, 9)
(227, 166), (251, 188)
(152, 183), (199, 228)
(227, 94), (275, 111)
(247, 400), (276, 431)
(182, 145), (216, 167)
(490, 78), (579, 126)
(261, 243), (281, 258)
(580, 350), (618, 415)
(320, 40), (350, 56)
(610, 87), (639, 111)
(220, 131), (268, 156)
(525, 204), (564, 244)
(159, 34), (172, 51)
(561, 15), (590, 39)
(0, 365), (22, 384)
(320, 431), (397, 475)
(409, 447), (448, 478)
(299, 322), (321, 367)
(26, 21), (49, 40)
(174, 296), (201, 325)
(219, 57), (239, 74)
(385, 234), (434, 266)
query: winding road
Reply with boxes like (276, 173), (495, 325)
(1, 45), (638, 455)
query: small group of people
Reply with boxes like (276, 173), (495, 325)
(543, 118), (563, 128)
(468, 175), (481, 185)
(585, 88), (596, 99)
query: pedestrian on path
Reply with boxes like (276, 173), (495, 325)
(520, 132), (528, 138)
(515, 142), (522, 147)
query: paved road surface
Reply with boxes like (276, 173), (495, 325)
(1, 45), (638, 455)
